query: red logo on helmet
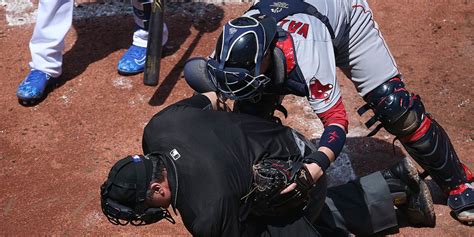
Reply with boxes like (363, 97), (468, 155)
(310, 78), (333, 101)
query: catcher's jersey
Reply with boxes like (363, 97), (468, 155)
(142, 95), (314, 236)
(246, 0), (399, 114)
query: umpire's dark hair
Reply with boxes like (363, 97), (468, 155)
(146, 154), (167, 199)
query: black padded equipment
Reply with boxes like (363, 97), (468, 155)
(269, 46), (287, 88)
(360, 78), (470, 192)
(358, 78), (424, 137)
(402, 119), (469, 192)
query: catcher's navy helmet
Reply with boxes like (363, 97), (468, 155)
(207, 15), (277, 100)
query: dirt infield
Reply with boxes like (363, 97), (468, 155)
(0, 1), (473, 236)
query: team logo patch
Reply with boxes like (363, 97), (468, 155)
(134, 55), (147, 65)
(170, 149), (181, 160)
(309, 78), (333, 101)
(132, 155), (142, 163)
(270, 2), (289, 13)
(328, 131), (339, 143)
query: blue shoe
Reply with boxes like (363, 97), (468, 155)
(117, 45), (147, 75)
(16, 70), (55, 101)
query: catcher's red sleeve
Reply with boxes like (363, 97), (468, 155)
(316, 97), (348, 132)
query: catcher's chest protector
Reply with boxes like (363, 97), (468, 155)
(249, 0), (335, 39)
(273, 31), (308, 96)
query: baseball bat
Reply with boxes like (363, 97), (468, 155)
(143, 0), (165, 86)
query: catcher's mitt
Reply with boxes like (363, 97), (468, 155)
(250, 159), (315, 216)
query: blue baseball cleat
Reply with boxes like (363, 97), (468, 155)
(16, 70), (56, 102)
(117, 45), (147, 75)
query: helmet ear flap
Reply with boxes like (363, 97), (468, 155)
(270, 46), (287, 87)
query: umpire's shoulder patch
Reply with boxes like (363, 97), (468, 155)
(170, 149), (181, 160)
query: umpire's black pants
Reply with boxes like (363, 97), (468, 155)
(251, 171), (398, 237)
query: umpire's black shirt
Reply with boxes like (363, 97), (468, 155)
(142, 95), (308, 237)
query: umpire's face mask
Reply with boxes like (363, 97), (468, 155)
(100, 191), (175, 226)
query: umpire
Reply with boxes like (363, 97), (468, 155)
(100, 93), (434, 236)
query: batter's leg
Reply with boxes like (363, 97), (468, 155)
(131, 0), (168, 46)
(117, 0), (168, 75)
(29, 0), (73, 77)
(17, 0), (73, 102)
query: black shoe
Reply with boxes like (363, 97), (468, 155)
(447, 164), (474, 224)
(382, 158), (436, 227)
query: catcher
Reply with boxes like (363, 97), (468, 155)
(100, 93), (435, 236)
(184, 0), (474, 223)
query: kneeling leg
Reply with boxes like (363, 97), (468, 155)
(360, 77), (474, 221)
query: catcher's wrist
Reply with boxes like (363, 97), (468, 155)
(303, 151), (331, 172)
(304, 163), (323, 182)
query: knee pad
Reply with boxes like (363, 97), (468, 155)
(358, 77), (425, 137)
(360, 78), (470, 191)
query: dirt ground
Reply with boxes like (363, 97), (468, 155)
(0, 0), (473, 236)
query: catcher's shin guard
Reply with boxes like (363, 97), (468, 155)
(401, 117), (469, 192)
(381, 158), (435, 227)
(360, 77), (474, 221)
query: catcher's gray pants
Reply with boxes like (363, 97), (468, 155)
(254, 172), (397, 237)
(336, 0), (400, 97)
